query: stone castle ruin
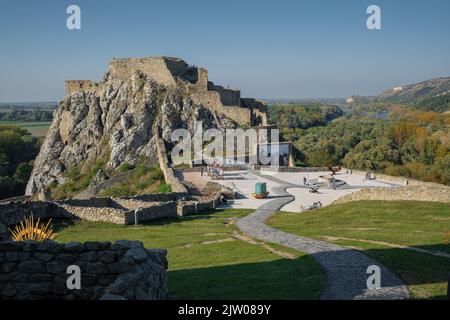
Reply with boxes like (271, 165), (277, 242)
(26, 56), (271, 196)
(65, 57), (268, 127)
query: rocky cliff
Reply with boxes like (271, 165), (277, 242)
(26, 57), (266, 196)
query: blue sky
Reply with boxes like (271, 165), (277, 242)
(1, 0), (450, 102)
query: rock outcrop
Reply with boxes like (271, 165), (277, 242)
(26, 57), (268, 196)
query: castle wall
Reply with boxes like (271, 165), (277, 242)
(0, 238), (168, 300)
(65, 81), (98, 95)
(191, 92), (251, 125)
(190, 68), (208, 91)
(64, 57), (267, 127)
(208, 82), (241, 106)
(242, 98), (269, 126)
(108, 57), (183, 86)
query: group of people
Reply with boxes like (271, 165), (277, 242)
(205, 161), (224, 178)
(302, 201), (323, 211)
(312, 201), (323, 209)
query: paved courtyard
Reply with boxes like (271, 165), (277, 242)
(180, 169), (397, 212)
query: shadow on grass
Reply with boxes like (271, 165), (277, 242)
(168, 244), (450, 300)
(50, 208), (246, 231)
(168, 256), (326, 300)
(136, 208), (250, 227)
(360, 244), (450, 299)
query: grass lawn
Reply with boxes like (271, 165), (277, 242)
(54, 209), (327, 300)
(268, 200), (450, 299)
(0, 121), (51, 137)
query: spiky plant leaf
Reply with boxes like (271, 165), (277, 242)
(9, 213), (56, 241)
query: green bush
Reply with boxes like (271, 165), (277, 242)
(118, 163), (132, 173)
(99, 166), (169, 197)
(0, 125), (41, 199)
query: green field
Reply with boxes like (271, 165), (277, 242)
(55, 209), (327, 300)
(53, 201), (450, 299)
(0, 121), (50, 137)
(269, 201), (450, 299)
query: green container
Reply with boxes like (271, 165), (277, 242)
(255, 182), (267, 195)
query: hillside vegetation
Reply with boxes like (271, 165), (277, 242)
(276, 103), (449, 185)
(0, 110), (53, 122)
(98, 165), (171, 197)
(269, 104), (343, 130)
(0, 125), (41, 199)
(348, 77), (450, 112)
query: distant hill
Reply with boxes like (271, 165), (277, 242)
(0, 102), (58, 112)
(347, 77), (450, 112)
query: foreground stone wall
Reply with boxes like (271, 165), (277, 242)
(0, 238), (167, 300)
(0, 224), (8, 241)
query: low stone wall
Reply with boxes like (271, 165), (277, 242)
(0, 196), (31, 205)
(54, 204), (126, 225)
(124, 202), (178, 225)
(58, 198), (117, 208)
(252, 165), (334, 172)
(341, 168), (414, 186)
(177, 165), (250, 172)
(177, 192), (222, 216)
(334, 184), (450, 204)
(0, 180), (228, 227)
(119, 192), (185, 202)
(0, 238), (167, 300)
(0, 202), (63, 227)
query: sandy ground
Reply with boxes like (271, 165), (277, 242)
(179, 170), (398, 213)
(178, 171), (209, 189)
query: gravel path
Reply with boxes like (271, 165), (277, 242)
(237, 172), (410, 300)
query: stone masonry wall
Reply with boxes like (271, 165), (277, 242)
(207, 82), (241, 106)
(177, 191), (222, 216)
(65, 80), (101, 95)
(108, 57), (180, 86)
(251, 165), (334, 172)
(0, 202), (66, 227)
(124, 202), (178, 225)
(0, 238), (167, 300)
(53, 204), (126, 225)
(341, 168), (414, 186)
(334, 184), (450, 204)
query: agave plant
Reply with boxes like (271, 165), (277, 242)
(9, 214), (56, 241)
